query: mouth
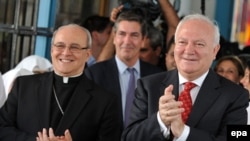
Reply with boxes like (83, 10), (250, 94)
(59, 59), (73, 63)
(183, 57), (196, 62)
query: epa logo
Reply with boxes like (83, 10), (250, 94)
(231, 131), (247, 138)
(227, 125), (249, 140)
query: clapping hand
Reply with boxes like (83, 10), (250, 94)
(36, 128), (72, 141)
(159, 85), (185, 137)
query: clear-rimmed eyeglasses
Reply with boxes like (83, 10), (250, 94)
(52, 43), (89, 53)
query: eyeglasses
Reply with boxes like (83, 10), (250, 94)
(52, 43), (89, 53)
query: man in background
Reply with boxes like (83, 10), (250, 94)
(85, 9), (163, 130)
(81, 15), (113, 66)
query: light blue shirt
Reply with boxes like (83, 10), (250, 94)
(115, 55), (140, 121)
(87, 55), (96, 67)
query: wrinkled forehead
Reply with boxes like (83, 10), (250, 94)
(175, 20), (216, 43)
(54, 27), (88, 44)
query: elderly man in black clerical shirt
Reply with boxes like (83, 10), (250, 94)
(0, 24), (122, 141)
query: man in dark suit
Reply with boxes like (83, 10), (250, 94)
(122, 14), (249, 141)
(0, 24), (122, 141)
(85, 9), (162, 129)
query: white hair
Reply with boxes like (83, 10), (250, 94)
(175, 14), (220, 47)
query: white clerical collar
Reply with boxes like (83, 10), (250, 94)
(54, 71), (83, 83)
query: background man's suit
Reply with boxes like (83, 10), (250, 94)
(0, 72), (122, 141)
(122, 69), (249, 141)
(85, 57), (163, 128)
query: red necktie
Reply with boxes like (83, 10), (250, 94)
(178, 82), (196, 123)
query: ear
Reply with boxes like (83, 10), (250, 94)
(92, 31), (99, 40)
(213, 44), (220, 60)
(84, 49), (92, 63)
(86, 49), (92, 58)
(50, 46), (53, 58)
(141, 38), (146, 49)
(155, 46), (162, 56)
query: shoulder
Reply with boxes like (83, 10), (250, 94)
(141, 69), (176, 81)
(84, 75), (118, 101)
(140, 60), (164, 74)
(15, 72), (51, 82)
(86, 58), (115, 72)
(206, 70), (249, 101)
(138, 71), (176, 89)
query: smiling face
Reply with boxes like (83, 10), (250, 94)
(113, 21), (143, 66)
(216, 60), (241, 83)
(51, 25), (90, 77)
(174, 19), (220, 80)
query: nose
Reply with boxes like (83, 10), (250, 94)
(123, 35), (132, 44)
(240, 77), (246, 84)
(184, 43), (195, 54)
(62, 47), (72, 55)
(220, 71), (227, 77)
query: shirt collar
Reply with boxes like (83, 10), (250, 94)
(178, 70), (209, 87)
(115, 55), (140, 74)
(54, 71), (83, 83)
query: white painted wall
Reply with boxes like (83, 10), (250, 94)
(177, 0), (216, 19)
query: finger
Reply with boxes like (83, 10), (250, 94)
(164, 84), (174, 96)
(64, 129), (73, 141)
(161, 110), (183, 126)
(49, 128), (56, 138)
(159, 102), (184, 125)
(37, 131), (41, 137)
(37, 132), (42, 141)
(159, 101), (183, 119)
(160, 100), (182, 111)
(166, 106), (184, 117)
(42, 128), (48, 139)
(159, 94), (175, 103)
(117, 5), (124, 11)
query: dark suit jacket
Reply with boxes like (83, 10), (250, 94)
(0, 72), (122, 141)
(85, 57), (163, 127)
(122, 69), (249, 141)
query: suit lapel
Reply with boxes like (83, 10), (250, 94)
(160, 70), (179, 98)
(55, 75), (92, 133)
(187, 70), (221, 126)
(38, 72), (54, 129)
(109, 58), (122, 97)
(160, 70), (222, 127)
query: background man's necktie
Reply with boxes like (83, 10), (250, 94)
(178, 82), (196, 123)
(124, 68), (135, 127)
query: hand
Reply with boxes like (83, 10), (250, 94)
(36, 128), (72, 141)
(158, 85), (186, 137)
(110, 5), (124, 22)
(159, 85), (183, 126)
(170, 114), (185, 138)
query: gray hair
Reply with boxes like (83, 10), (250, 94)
(146, 26), (163, 50)
(51, 24), (92, 48)
(175, 14), (220, 47)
